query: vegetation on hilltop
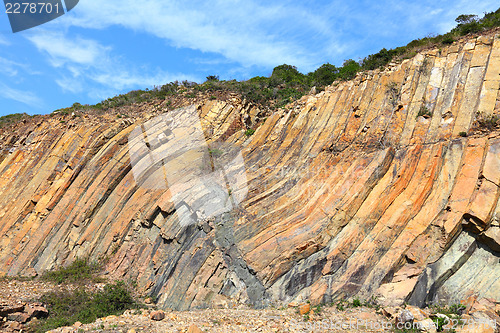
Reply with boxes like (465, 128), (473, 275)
(44, 7), (500, 116)
(0, 113), (31, 126)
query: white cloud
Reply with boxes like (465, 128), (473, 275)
(25, 30), (198, 97)
(55, 76), (84, 94)
(26, 32), (111, 67)
(0, 56), (41, 79)
(0, 35), (10, 46)
(89, 71), (191, 91)
(59, 0), (343, 71)
(434, 0), (500, 35)
(21, 0), (500, 105)
(0, 82), (43, 107)
(0, 57), (20, 77)
(58, 0), (500, 72)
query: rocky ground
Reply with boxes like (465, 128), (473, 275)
(45, 304), (500, 333)
(1, 279), (499, 333)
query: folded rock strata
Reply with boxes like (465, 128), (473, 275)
(0, 33), (499, 310)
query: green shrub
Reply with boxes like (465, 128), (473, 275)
(362, 48), (396, 70)
(333, 297), (376, 311)
(309, 63), (339, 86)
(430, 303), (466, 316)
(206, 75), (219, 82)
(362, 296), (380, 310)
(433, 316), (447, 332)
(335, 299), (346, 311)
(386, 82), (400, 107)
(271, 64), (307, 86)
(448, 304), (466, 315)
(0, 113), (30, 127)
(38, 7), (499, 118)
(458, 131), (467, 137)
(30, 281), (136, 333)
(351, 298), (362, 307)
(476, 113), (499, 130)
(41, 258), (102, 284)
(417, 105), (432, 118)
(441, 36), (455, 45)
(338, 59), (361, 81)
(208, 148), (223, 157)
(244, 128), (255, 136)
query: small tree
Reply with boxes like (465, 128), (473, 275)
(455, 14), (478, 25)
(270, 64), (306, 85)
(206, 75), (219, 82)
(310, 63), (339, 86)
(338, 59), (361, 81)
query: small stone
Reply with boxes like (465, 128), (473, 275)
(298, 303), (310, 315)
(406, 305), (428, 321)
(74, 321), (82, 328)
(0, 304), (25, 317)
(144, 297), (152, 304)
(416, 319), (437, 333)
(433, 313), (449, 320)
(396, 309), (414, 325)
(22, 268), (38, 278)
(127, 329), (136, 333)
(150, 310), (165, 321)
(288, 301), (298, 308)
(8, 321), (23, 331)
(187, 324), (203, 333)
(7, 312), (30, 323)
(26, 305), (48, 319)
(462, 295), (477, 314)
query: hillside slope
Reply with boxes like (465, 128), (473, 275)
(0, 33), (499, 311)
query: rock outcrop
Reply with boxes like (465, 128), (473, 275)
(1, 33), (500, 311)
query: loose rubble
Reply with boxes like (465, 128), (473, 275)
(1, 279), (499, 332)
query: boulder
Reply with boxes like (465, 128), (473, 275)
(150, 310), (165, 321)
(26, 304), (48, 319)
(298, 303), (310, 315)
(416, 319), (437, 333)
(395, 309), (414, 326)
(7, 312), (30, 323)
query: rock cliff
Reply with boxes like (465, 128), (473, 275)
(0, 33), (499, 311)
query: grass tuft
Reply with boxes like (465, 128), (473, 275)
(40, 257), (103, 285)
(244, 128), (256, 136)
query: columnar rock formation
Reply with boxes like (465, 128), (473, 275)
(0, 33), (499, 310)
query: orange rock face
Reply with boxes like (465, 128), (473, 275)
(0, 34), (500, 311)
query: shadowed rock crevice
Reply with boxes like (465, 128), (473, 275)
(408, 229), (500, 307)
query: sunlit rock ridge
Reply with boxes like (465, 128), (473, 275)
(0, 32), (499, 310)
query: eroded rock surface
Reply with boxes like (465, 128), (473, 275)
(1, 33), (500, 311)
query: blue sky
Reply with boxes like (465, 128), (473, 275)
(0, 0), (498, 117)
